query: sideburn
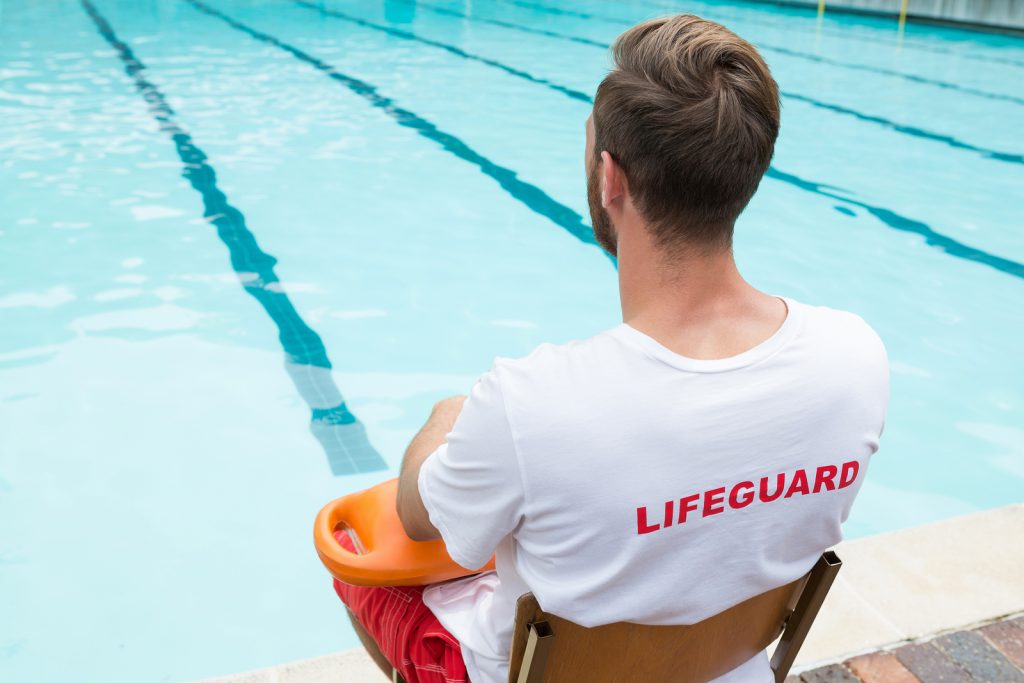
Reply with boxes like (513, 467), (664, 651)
(587, 158), (618, 257)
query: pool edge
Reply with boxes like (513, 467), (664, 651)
(191, 503), (1024, 682)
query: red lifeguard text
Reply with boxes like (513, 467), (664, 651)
(635, 461), (860, 535)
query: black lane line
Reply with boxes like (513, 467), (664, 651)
(80, 0), (387, 476)
(188, 0), (1023, 281)
(183, 0), (597, 249)
(765, 168), (1024, 279)
(398, 0), (1023, 166)
(604, 0), (1024, 69)
(498, 0), (626, 25)
(757, 44), (1024, 108)
(782, 93), (1023, 165)
(290, 0), (592, 104)
(499, 0), (1024, 104)
(581, 0), (1024, 68)
(410, 0), (608, 48)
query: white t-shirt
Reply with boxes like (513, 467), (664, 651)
(418, 298), (889, 683)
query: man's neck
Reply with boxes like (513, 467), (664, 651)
(617, 223), (787, 361)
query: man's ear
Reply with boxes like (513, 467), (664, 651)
(600, 150), (624, 208)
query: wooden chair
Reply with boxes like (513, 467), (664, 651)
(507, 551), (841, 683)
(315, 480), (841, 683)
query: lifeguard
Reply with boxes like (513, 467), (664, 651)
(331, 14), (889, 683)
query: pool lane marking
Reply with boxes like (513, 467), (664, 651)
(290, 0), (592, 104)
(781, 93), (1023, 165)
(756, 44), (1024, 108)
(182, 0), (597, 248)
(700, 0), (1024, 69)
(765, 168), (1024, 279)
(185, 0), (1024, 281)
(497, 0), (624, 24)
(389, 0), (1023, 166)
(80, 0), (388, 476)
(406, 0), (609, 48)
(581, 0), (1024, 69)
(493, 0), (1024, 106)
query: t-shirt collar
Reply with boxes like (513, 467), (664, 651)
(610, 297), (804, 373)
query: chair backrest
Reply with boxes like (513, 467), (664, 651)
(507, 551), (841, 683)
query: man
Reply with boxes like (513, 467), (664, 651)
(333, 14), (889, 683)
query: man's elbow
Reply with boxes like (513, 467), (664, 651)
(396, 501), (427, 541)
(396, 488), (440, 542)
(403, 521), (437, 543)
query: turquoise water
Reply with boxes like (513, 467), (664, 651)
(1, 0), (1022, 680)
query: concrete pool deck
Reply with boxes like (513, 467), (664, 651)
(195, 504), (1024, 682)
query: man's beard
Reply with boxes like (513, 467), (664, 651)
(587, 160), (617, 257)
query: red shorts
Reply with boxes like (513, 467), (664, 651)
(331, 531), (469, 683)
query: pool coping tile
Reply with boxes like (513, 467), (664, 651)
(194, 650), (383, 683)
(829, 504), (1024, 643)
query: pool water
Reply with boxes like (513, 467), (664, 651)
(1, 1), (1021, 681)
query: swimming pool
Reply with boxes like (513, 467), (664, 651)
(1, 0), (1021, 680)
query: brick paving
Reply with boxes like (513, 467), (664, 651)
(790, 616), (1024, 683)
(846, 651), (919, 682)
(980, 620), (1024, 670)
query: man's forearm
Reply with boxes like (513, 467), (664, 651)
(396, 396), (466, 541)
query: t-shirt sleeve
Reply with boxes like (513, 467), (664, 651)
(417, 365), (525, 570)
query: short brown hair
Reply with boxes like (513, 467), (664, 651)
(593, 15), (780, 250)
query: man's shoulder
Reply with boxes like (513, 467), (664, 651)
(484, 327), (628, 418)
(796, 301), (886, 352)
(492, 326), (624, 379)
(791, 300), (889, 388)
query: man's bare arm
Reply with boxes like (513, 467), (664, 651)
(396, 395), (466, 541)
